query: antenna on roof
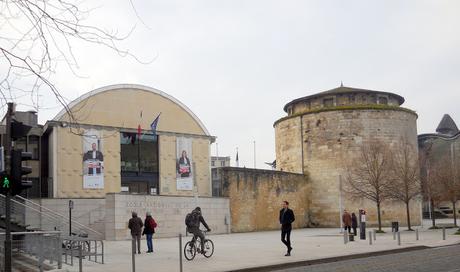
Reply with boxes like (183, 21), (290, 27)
(340, 81), (344, 87)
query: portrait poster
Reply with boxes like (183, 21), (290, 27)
(176, 137), (193, 190)
(82, 129), (104, 189)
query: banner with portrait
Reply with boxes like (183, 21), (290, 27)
(82, 129), (104, 189)
(176, 137), (193, 190)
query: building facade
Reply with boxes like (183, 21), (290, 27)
(274, 86), (421, 227)
(418, 114), (460, 217)
(41, 84), (215, 198)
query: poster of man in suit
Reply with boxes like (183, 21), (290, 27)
(176, 137), (193, 190)
(82, 129), (104, 189)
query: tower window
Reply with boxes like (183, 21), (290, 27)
(323, 98), (334, 107)
(378, 97), (388, 105)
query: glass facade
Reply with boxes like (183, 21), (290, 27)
(120, 132), (159, 194)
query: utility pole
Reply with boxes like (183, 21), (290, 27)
(4, 103), (14, 272)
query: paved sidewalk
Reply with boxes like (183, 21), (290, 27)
(61, 226), (460, 272)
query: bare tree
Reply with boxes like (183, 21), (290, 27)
(419, 149), (444, 228)
(344, 141), (392, 232)
(433, 155), (460, 227)
(0, 0), (145, 121)
(386, 139), (421, 231)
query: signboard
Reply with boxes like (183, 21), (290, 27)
(82, 129), (104, 189)
(176, 137), (193, 190)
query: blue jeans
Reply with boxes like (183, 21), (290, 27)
(146, 234), (153, 252)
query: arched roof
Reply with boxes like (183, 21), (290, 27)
(52, 84), (211, 136)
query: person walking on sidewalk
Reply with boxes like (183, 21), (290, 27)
(128, 212), (144, 254)
(342, 209), (352, 234)
(351, 212), (358, 236)
(279, 200), (295, 256)
(142, 212), (157, 253)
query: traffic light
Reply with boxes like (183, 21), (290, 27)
(0, 172), (11, 195)
(10, 150), (33, 196)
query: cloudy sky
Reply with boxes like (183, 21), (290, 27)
(7, 1), (460, 169)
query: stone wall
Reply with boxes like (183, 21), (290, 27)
(219, 167), (311, 232)
(26, 198), (106, 237)
(275, 108), (421, 227)
(105, 194), (230, 240)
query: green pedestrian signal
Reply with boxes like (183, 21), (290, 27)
(2, 176), (10, 188)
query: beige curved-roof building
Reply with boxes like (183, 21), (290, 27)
(43, 84), (214, 198)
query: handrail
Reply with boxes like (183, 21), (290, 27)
(8, 195), (103, 237)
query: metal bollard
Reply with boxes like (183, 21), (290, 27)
(132, 237), (136, 272)
(179, 234), (183, 272)
(397, 231), (401, 246)
(343, 231), (348, 244)
(368, 231), (372, 245)
(442, 227), (446, 240)
(373, 229), (377, 241)
(79, 245), (83, 272)
(416, 229), (419, 241)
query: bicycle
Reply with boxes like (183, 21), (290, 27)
(183, 230), (214, 261)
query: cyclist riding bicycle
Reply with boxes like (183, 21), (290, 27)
(185, 207), (211, 253)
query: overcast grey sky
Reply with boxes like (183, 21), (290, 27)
(12, 1), (460, 169)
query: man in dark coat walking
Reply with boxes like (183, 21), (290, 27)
(279, 201), (295, 256)
(128, 212), (143, 254)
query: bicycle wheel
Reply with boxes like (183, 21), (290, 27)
(184, 241), (196, 261)
(202, 239), (214, 258)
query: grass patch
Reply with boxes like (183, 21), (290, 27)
(454, 230), (460, 235)
(429, 226), (441, 230)
(375, 230), (386, 233)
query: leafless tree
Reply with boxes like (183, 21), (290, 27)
(0, 0), (145, 123)
(433, 155), (460, 227)
(386, 139), (421, 230)
(344, 141), (392, 232)
(419, 148), (444, 228)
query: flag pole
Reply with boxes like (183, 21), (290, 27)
(253, 140), (256, 169)
(236, 147), (239, 167)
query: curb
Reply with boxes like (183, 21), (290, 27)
(225, 246), (430, 272)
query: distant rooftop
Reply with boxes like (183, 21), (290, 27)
(436, 114), (459, 136)
(283, 85), (405, 112)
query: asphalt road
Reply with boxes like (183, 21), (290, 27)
(272, 244), (460, 272)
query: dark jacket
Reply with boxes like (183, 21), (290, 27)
(187, 210), (210, 231)
(279, 208), (295, 230)
(351, 214), (358, 228)
(128, 215), (144, 236)
(83, 150), (104, 161)
(143, 216), (156, 235)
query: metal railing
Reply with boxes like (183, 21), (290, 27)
(0, 195), (103, 240)
(62, 236), (104, 267)
(0, 231), (62, 272)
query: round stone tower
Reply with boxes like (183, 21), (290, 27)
(274, 85), (419, 227)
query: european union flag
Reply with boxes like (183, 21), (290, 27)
(150, 113), (161, 135)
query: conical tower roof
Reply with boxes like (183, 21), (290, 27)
(436, 114), (459, 136)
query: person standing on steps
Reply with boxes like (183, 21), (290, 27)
(128, 212), (143, 254)
(279, 200), (295, 256)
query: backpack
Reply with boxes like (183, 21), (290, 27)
(185, 213), (193, 227)
(150, 218), (157, 229)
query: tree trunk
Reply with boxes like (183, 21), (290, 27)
(406, 201), (412, 230)
(431, 199), (436, 228)
(453, 201), (457, 227)
(377, 202), (382, 231)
